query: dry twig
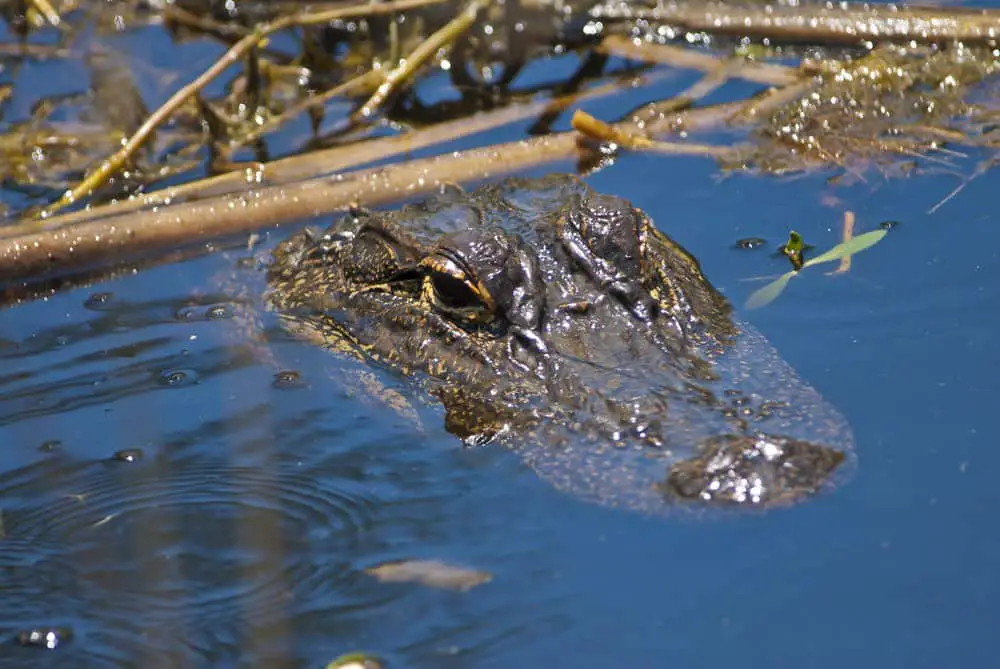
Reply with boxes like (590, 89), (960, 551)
(350, 0), (484, 124)
(830, 210), (856, 275)
(4, 73), (648, 238)
(598, 35), (800, 87)
(36, 0), (448, 219)
(0, 101), (743, 281)
(572, 110), (742, 159)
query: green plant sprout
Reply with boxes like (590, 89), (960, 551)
(780, 230), (808, 270)
(745, 229), (888, 310)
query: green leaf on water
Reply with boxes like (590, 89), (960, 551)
(745, 227), (888, 310)
(802, 228), (888, 268)
(745, 270), (796, 310)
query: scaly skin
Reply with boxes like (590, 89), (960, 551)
(266, 175), (852, 512)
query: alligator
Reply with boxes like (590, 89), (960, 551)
(265, 175), (853, 512)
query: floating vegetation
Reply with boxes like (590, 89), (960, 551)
(746, 45), (1000, 175)
(15, 626), (73, 650)
(734, 237), (768, 250)
(746, 228), (889, 310)
(325, 652), (385, 669)
(364, 559), (493, 591)
(0, 0), (999, 285)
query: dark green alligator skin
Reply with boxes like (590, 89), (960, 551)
(266, 175), (853, 512)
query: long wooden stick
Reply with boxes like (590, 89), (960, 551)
(597, 35), (800, 87)
(6, 73), (650, 238)
(0, 102), (741, 281)
(591, 1), (1000, 45)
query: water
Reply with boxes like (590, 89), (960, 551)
(2, 13), (1000, 669)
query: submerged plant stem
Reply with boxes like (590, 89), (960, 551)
(832, 210), (856, 275)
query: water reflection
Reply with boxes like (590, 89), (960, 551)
(3, 455), (379, 664)
(0, 252), (564, 667)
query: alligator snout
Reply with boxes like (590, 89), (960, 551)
(663, 434), (847, 507)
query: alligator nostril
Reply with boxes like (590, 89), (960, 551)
(661, 434), (846, 507)
(509, 336), (536, 371)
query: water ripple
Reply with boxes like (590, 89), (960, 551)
(0, 344), (257, 427)
(0, 456), (379, 660)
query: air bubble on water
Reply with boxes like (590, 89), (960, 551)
(157, 369), (199, 388)
(111, 448), (144, 463)
(84, 292), (114, 310)
(272, 370), (305, 390)
(207, 304), (233, 319)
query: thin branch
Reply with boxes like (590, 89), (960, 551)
(0, 101), (744, 281)
(231, 70), (381, 149)
(161, 4), (254, 40)
(36, 0), (449, 219)
(598, 35), (801, 87)
(10, 73), (646, 237)
(351, 0), (483, 123)
(572, 110), (743, 159)
(591, 2), (1000, 46)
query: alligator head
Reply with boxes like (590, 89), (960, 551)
(266, 175), (852, 512)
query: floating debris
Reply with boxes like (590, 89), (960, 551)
(735, 237), (768, 250)
(83, 292), (115, 310)
(746, 228), (889, 309)
(16, 627), (73, 650)
(111, 448), (144, 463)
(157, 368), (199, 388)
(272, 370), (306, 389)
(326, 652), (385, 669)
(38, 439), (62, 452)
(365, 559), (493, 591)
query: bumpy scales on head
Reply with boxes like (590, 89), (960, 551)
(266, 175), (853, 512)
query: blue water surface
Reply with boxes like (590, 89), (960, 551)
(1, 8), (998, 669)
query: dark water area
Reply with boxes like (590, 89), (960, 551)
(2, 9), (1000, 669)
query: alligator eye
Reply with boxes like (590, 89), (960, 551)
(431, 273), (482, 310)
(420, 265), (494, 324)
(419, 249), (497, 323)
